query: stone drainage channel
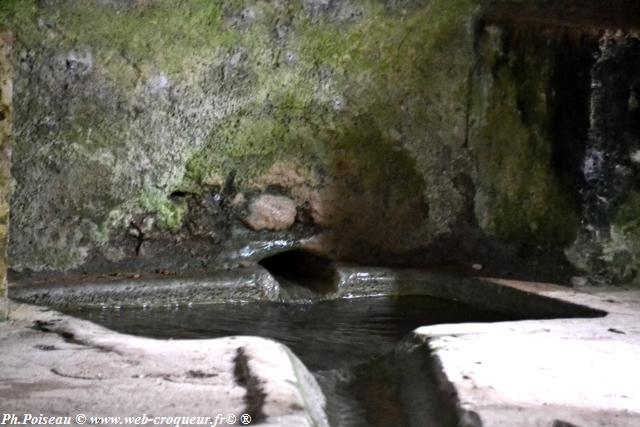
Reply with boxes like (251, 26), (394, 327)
(9, 257), (604, 427)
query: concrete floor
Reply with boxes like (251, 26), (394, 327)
(1, 277), (640, 427)
(416, 279), (640, 427)
(0, 304), (328, 427)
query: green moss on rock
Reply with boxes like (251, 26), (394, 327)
(183, 0), (476, 230)
(600, 192), (640, 283)
(138, 191), (187, 232)
(6, 0), (479, 273)
(471, 28), (579, 247)
(0, 30), (11, 318)
(2, 0), (241, 86)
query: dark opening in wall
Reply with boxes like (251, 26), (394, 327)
(482, 2), (640, 219)
(548, 35), (599, 210)
(258, 250), (338, 294)
(478, 2), (640, 283)
(477, 18), (603, 213)
(582, 37), (640, 227)
(470, 21), (599, 250)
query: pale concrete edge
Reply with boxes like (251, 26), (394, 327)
(4, 301), (332, 426)
(409, 280), (631, 427)
(282, 347), (330, 427)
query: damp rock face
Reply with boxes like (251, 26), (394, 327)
(467, 0), (640, 285)
(565, 36), (640, 285)
(2, 0), (640, 285)
(0, 31), (11, 319)
(0, 0), (478, 278)
(470, 25), (580, 249)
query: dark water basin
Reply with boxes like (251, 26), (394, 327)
(63, 295), (505, 372)
(48, 275), (604, 427)
(61, 294), (512, 426)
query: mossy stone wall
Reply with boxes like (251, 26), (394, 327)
(0, 31), (11, 318)
(470, 27), (579, 248)
(0, 0), (484, 277)
(1, 0), (638, 285)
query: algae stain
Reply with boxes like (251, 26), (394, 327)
(6, 0), (478, 270)
(472, 28), (579, 247)
(183, 0), (475, 190)
(138, 191), (187, 232)
(600, 191), (640, 283)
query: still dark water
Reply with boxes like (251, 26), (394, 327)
(65, 295), (504, 426)
(65, 295), (504, 371)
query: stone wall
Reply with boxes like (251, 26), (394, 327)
(1, 1), (640, 285)
(477, 3), (640, 285)
(0, 31), (11, 318)
(1, 0), (484, 279)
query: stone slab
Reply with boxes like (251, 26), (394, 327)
(0, 304), (329, 427)
(416, 279), (640, 427)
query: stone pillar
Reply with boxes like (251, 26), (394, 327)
(0, 32), (12, 320)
